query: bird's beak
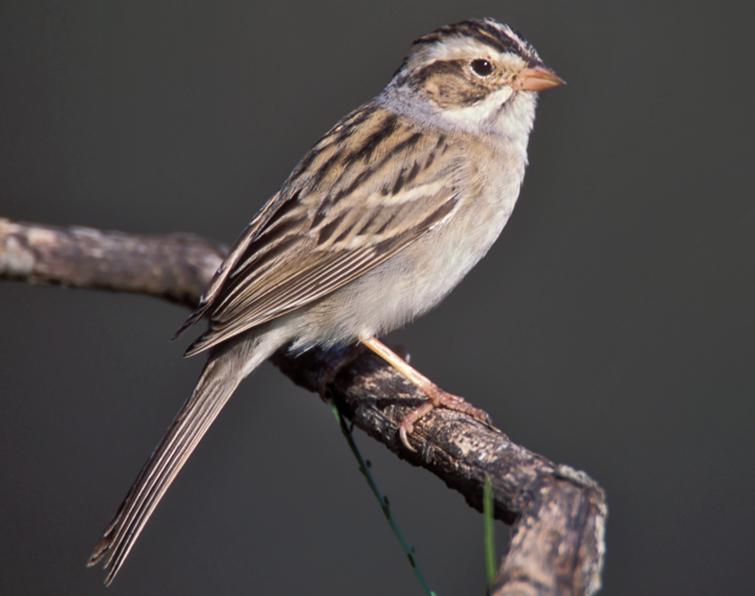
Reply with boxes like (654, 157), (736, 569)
(512, 65), (566, 92)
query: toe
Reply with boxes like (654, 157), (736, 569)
(399, 425), (416, 451)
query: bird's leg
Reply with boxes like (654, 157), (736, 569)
(360, 336), (491, 451)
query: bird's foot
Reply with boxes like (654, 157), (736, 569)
(398, 385), (492, 451)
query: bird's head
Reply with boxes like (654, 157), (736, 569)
(384, 18), (564, 137)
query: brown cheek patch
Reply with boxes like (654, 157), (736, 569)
(428, 78), (491, 109)
(413, 59), (497, 109)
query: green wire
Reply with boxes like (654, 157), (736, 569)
(483, 475), (497, 588)
(330, 402), (437, 596)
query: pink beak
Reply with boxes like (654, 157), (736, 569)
(512, 65), (566, 92)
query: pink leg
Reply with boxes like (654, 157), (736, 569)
(360, 336), (491, 451)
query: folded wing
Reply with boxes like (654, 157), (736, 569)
(181, 105), (459, 356)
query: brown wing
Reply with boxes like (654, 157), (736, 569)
(173, 190), (287, 338)
(183, 104), (457, 356)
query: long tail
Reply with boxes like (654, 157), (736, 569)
(87, 334), (278, 585)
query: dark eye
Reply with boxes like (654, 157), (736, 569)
(471, 59), (493, 77)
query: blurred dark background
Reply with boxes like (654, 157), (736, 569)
(1, 1), (753, 594)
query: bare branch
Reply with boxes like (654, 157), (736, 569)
(0, 217), (606, 595)
(0, 218), (224, 307)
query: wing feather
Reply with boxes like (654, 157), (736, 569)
(173, 191), (288, 338)
(183, 105), (457, 356)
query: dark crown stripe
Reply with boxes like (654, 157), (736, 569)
(413, 19), (521, 57)
(468, 20), (519, 54)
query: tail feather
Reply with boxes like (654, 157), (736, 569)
(87, 335), (276, 585)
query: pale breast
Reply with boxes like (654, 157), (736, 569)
(398, 142), (525, 317)
(290, 136), (528, 348)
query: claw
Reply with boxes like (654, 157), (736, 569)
(399, 425), (415, 452)
(396, 392), (491, 451)
(359, 336), (492, 452)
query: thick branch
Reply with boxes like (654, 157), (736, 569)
(0, 217), (606, 595)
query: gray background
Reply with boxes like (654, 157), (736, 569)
(1, 1), (753, 595)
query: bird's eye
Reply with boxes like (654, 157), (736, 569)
(471, 59), (493, 77)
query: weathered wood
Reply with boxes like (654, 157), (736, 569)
(0, 217), (606, 594)
(0, 218), (225, 306)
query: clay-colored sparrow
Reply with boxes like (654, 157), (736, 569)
(88, 18), (563, 584)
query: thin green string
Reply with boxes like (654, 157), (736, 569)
(330, 402), (436, 596)
(483, 475), (497, 588)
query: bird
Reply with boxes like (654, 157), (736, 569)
(87, 17), (564, 584)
